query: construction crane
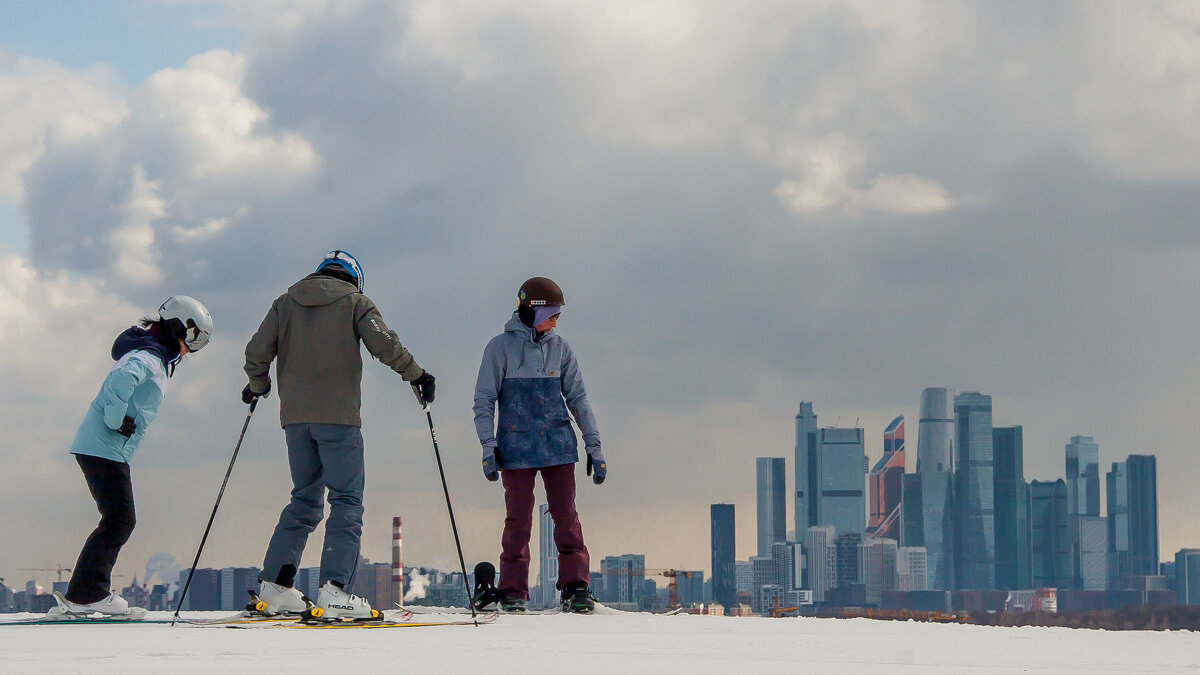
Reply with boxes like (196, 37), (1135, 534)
(601, 568), (698, 610)
(20, 565), (72, 583)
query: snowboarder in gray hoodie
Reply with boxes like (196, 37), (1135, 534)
(243, 250), (434, 620)
(472, 276), (605, 613)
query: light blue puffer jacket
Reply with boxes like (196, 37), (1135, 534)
(473, 313), (600, 470)
(69, 328), (176, 463)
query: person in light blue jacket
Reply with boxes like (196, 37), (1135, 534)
(473, 277), (605, 613)
(57, 297), (212, 617)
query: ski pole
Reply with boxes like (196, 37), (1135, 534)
(172, 398), (258, 626)
(415, 394), (478, 622)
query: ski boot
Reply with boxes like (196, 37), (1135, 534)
(48, 591), (147, 620)
(561, 583), (597, 614)
(306, 581), (381, 622)
(471, 562), (501, 611)
(500, 596), (528, 613)
(248, 581), (310, 616)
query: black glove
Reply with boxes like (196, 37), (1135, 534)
(117, 416), (137, 439)
(412, 371), (436, 404)
(241, 383), (270, 404)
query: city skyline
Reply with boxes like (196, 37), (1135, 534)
(4, 386), (1190, 595)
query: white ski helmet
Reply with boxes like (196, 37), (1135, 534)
(158, 295), (213, 352)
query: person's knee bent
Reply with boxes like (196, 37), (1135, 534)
(103, 511), (136, 545)
(283, 500), (324, 531)
(327, 497), (364, 528)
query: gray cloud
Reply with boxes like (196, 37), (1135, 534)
(3, 1), (1200, 583)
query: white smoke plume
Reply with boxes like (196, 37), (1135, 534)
(403, 571), (430, 602)
(143, 551), (182, 590)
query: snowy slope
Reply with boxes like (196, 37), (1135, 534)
(2, 610), (1198, 674)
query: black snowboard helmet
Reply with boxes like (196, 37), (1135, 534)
(517, 277), (564, 327)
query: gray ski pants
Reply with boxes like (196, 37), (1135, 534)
(261, 423), (365, 589)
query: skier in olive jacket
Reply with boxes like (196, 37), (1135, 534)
(243, 250), (434, 620)
(473, 276), (606, 613)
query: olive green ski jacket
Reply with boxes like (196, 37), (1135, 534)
(245, 273), (424, 428)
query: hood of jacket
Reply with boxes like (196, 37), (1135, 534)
(111, 326), (177, 369)
(288, 273), (359, 307)
(505, 311), (556, 344)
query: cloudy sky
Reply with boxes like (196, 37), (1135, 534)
(3, 0), (1199, 590)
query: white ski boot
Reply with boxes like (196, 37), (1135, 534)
(251, 581), (309, 616)
(48, 591), (147, 620)
(310, 581), (380, 621)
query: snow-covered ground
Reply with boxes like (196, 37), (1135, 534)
(2, 610), (1199, 674)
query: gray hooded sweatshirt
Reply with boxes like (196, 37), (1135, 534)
(245, 274), (424, 428)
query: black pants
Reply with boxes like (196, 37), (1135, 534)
(66, 454), (136, 604)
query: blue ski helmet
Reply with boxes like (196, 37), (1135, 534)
(316, 250), (364, 291)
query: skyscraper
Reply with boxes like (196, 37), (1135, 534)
(710, 504), (736, 609)
(868, 416), (905, 541)
(1107, 460), (1130, 588)
(902, 388), (955, 590)
(1107, 455), (1159, 588)
(537, 504), (558, 608)
(795, 402), (818, 534)
(805, 525), (837, 603)
(1065, 436), (1106, 590)
(1030, 479), (1070, 588)
(993, 426), (1031, 590)
(757, 457), (787, 557)
(1126, 456), (1159, 578)
(818, 427), (866, 536)
(795, 401), (866, 538)
(1066, 436), (1101, 516)
(953, 392), (995, 590)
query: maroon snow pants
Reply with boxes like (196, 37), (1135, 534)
(498, 463), (590, 599)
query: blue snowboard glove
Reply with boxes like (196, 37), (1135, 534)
(482, 447), (501, 482)
(585, 447), (606, 485)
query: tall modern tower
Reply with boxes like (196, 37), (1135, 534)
(1107, 455), (1159, 588)
(757, 458), (787, 557)
(818, 427), (866, 536)
(953, 392), (995, 590)
(868, 416), (905, 541)
(711, 504), (736, 609)
(902, 388), (955, 590)
(537, 504), (558, 608)
(1065, 436), (1106, 590)
(1126, 456), (1159, 578)
(795, 401), (865, 538)
(1030, 479), (1070, 588)
(1066, 436), (1101, 516)
(993, 426), (1030, 590)
(795, 402), (818, 534)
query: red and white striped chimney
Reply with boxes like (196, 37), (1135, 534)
(392, 516), (404, 607)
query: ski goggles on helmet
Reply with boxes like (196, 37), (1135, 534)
(533, 305), (562, 327)
(184, 319), (211, 352)
(317, 250), (364, 292)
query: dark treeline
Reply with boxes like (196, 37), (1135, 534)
(969, 605), (1200, 631)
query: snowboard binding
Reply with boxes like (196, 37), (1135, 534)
(472, 561), (502, 611)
